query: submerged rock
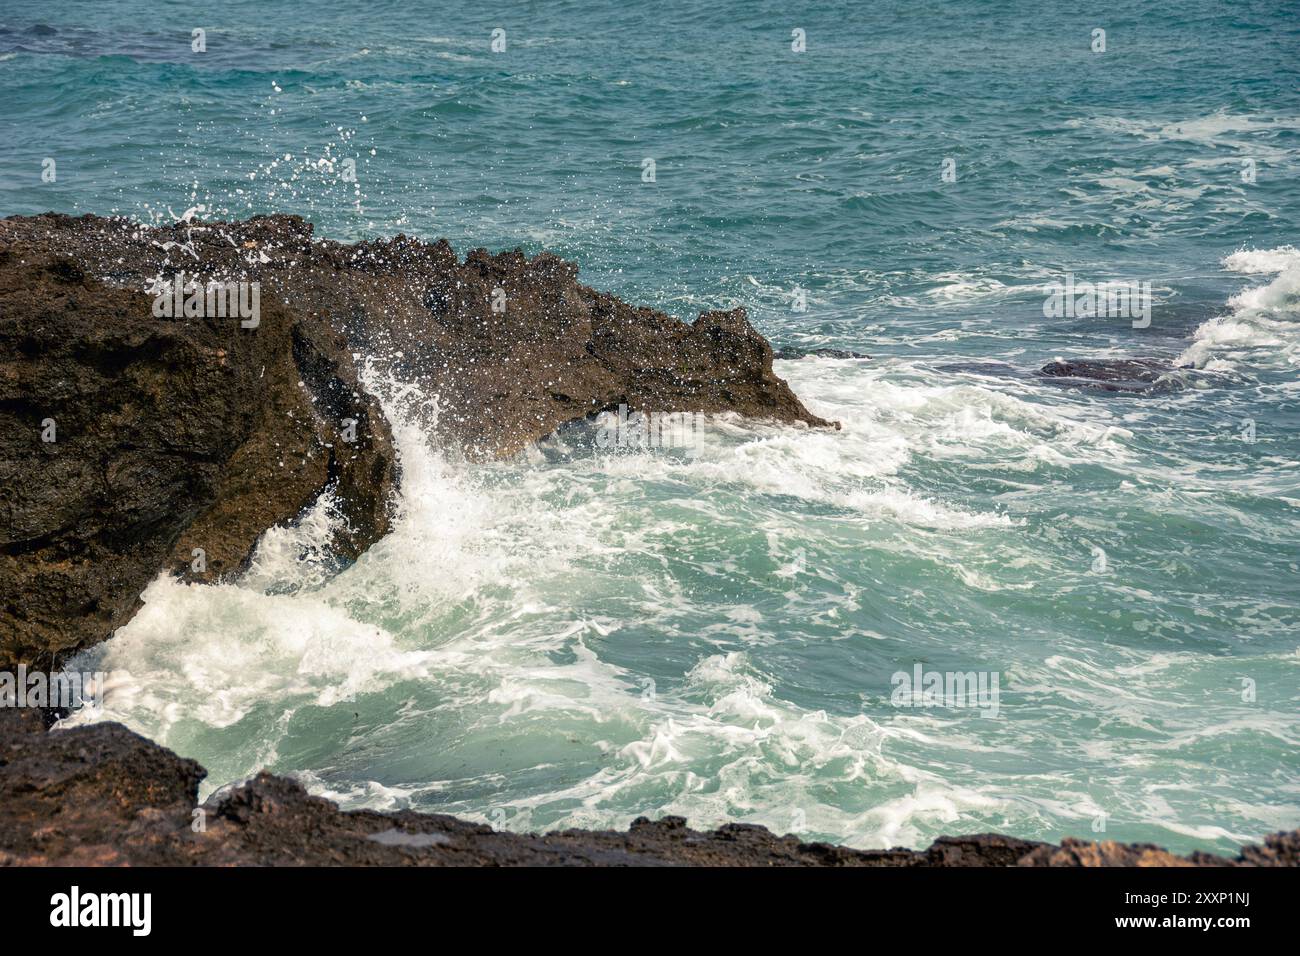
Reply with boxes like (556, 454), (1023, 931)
(773, 346), (871, 360)
(0, 212), (833, 668)
(2, 709), (1295, 867)
(1035, 357), (1184, 392)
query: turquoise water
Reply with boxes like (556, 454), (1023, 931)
(7, 1), (1298, 854)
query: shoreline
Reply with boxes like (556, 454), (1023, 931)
(4, 706), (1297, 866)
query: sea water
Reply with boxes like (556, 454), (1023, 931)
(3, 0), (1297, 854)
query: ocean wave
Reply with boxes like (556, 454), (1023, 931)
(1223, 245), (1300, 275)
(1178, 245), (1300, 371)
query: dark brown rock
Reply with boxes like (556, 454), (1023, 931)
(0, 227), (396, 669)
(0, 708), (204, 866)
(774, 346), (870, 360)
(1035, 357), (1188, 393)
(1, 213), (833, 461)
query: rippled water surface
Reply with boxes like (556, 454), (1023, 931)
(5, 0), (1298, 854)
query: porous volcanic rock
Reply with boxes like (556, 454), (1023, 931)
(0, 231), (395, 669)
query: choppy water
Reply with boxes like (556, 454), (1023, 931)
(5, 1), (1298, 854)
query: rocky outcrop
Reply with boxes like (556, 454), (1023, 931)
(0, 212), (830, 669)
(1, 213), (832, 458)
(15, 212), (1279, 869)
(3, 708), (1295, 867)
(0, 234), (395, 669)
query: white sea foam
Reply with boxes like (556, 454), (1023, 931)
(1178, 246), (1300, 370)
(1070, 111), (1300, 148)
(925, 274), (1008, 301)
(1223, 245), (1300, 275)
(63, 352), (1039, 826)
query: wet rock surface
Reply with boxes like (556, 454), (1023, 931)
(2, 710), (1295, 867)
(773, 346), (871, 360)
(2, 213), (832, 460)
(0, 212), (830, 669)
(0, 228), (395, 668)
(933, 357), (1209, 395)
(1035, 357), (1187, 392)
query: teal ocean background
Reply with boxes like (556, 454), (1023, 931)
(4, 1), (1298, 854)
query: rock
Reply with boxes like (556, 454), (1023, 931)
(0, 212), (832, 669)
(1018, 838), (1202, 867)
(0, 709), (203, 866)
(774, 346), (871, 361)
(1035, 358), (1181, 392)
(2, 213), (833, 460)
(1015, 829), (1300, 867)
(934, 360), (1029, 378)
(0, 230), (396, 669)
(2, 711), (1294, 867)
